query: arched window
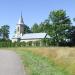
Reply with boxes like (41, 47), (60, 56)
(17, 27), (19, 32)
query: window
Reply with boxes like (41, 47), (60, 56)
(17, 27), (19, 32)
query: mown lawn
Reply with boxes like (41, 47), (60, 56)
(12, 47), (75, 75)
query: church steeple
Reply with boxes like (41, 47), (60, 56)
(16, 12), (25, 36)
(17, 12), (24, 25)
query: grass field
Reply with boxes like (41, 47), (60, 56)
(2, 47), (75, 75)
(11, 47), (75, 75)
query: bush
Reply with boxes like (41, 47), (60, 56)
(0, 41), (12, 47)
(20, 42), (26, 47)
(26, 41), (32, 46)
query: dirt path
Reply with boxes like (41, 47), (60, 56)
(0, 50), (26, 75)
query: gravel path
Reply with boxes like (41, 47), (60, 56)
(0, 50), (26, 75)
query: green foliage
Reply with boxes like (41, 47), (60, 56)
(49, 10), (71, 25)
(20, 42), (26, 47)
(48, 10), (71, 45)
(26, 41), (32, 46)
(0, 39), (12, 47)
(16, 50), (69, 75)
(32, 41), (40, 46)
(67, 28), (75, 46)
(24, 25), (31, 34)
(0, 9), (74, 47)
(0, 40), (50, 48)
(31, 9), (72, 46)
(1, 25), (10, 39)
(41, 38), (51, 46)
(31, 23), (39, 33)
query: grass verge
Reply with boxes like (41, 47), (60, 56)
(16, 48), (70, 75)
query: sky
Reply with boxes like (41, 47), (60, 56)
(0, 0), (75, 39)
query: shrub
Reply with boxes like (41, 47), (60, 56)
(26, 41), (32, 46)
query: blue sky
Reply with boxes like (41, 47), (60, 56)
(0, 0), (75, 39)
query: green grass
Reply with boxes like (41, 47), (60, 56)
(16, 50), (70, 75)
(1, 47), (74, 75)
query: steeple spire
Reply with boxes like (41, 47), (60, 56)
(17, 12), (24, 25)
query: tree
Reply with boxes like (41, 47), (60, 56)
(1, 25), (10, 40)
(49, 10), (71, 46)
(31, 9), (72, 46)
(41, 19), (53, 35)
(24, 25), (31, 34)
(31, 19), (53, 35)
(68, 29), (75, 46)
(66, 24), (75, 46)
(31, 23), (39, 33)
(49, 9), (71, 25)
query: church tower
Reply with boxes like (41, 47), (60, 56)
(16, 13), (25, 36)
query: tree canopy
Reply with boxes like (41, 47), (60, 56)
(31, 23), (39, 33)
(31, 9), (74, 46)
(49, 10), (71, 25)
(24, 25), (31, 34)
(0, 25), (10, 40)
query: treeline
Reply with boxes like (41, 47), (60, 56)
(31, 9), (75, 46)
(0, 9), (75, 47)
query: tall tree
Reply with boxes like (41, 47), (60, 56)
(49, 9), (71, 25)
(49, 10), (71, 45)
(1, 25), (10, 39)
(31, 23), (39, 33)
